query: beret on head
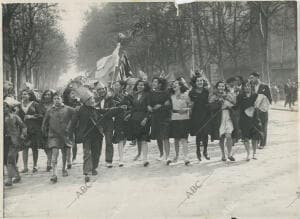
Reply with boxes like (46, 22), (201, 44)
(95, 81), (106, 90)
(73, 86), (94, 103)
(250, 72), (260, 78)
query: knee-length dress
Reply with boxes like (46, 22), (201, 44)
(208, 92), (237, 140)
(237, 93), (262, 140)
(189, 88), (210, 137)
(219, 92), (236, 136)
(147, 90), (172, 140)
(39, 102), (53, 149)
(112, 92), (133, 144)
(127, 92), (151, 141)
(18, 101), (44, 149)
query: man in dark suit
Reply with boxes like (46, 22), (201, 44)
(95, 82), (115, 168)
(249, 72), (272, 148)
(68, 87), (124, 182)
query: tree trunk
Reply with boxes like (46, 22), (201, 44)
(195, 23), (203, 70)
(261, 10), (269, 82)
(232, 2), (238, 72)
(249, 3), (263, 74)
(217, 2), (224, 79)
(176, 20), (189, 75)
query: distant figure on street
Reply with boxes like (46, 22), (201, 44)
(284, 79), (293, 109)
(271, 84), (280, 104)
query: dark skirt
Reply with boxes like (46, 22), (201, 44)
(150, 115), (170, 140)
(24, 131), (44, 149)
(126, 119), (150, 142)
(112, 118), (128, 144)
(239, 112), (262, 140)
(170, 120), (189, 139)
(4, 136), (10, 165)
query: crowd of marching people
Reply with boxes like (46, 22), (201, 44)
(4, 71), (273, 185)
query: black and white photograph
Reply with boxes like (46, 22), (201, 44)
(1, 0), (299, 218)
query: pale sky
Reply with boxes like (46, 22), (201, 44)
(57, 2), (99, 86)
(58, 2), (91, 46)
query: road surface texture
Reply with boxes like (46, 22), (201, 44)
(3, 102), (299, 219)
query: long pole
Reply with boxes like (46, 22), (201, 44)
(191, 20), (195, 73)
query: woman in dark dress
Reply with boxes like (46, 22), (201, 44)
(150, 77), (164, 160)
(112, 81), (133, 167)
(39, 90), (54, 171)
(237, 82), (262, 160)
(147, 78), (172, 165)
(128, 80), (151, 166)
(189, 75), (211, 161)
(18, 89), (44, 173)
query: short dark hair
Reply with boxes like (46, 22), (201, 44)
(226, 77), (236, 84)
(215, 80), (226, 89)
(250, 72), (260, 78)
(158, 78), (168, 91)
(41, 90), (54, 103)
(190, 75), (208, 88)
(21, 89), (37, 102)
(152, 77), (160, 82)
(170, 79), (189, 94)
(133, 80), (151, 92)
(52, 92), (61, 98)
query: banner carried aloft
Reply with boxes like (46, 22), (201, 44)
(94, 43), (121, 85)
(119, 52), (133, 80)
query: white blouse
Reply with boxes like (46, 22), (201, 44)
(171, 92), (191, 121)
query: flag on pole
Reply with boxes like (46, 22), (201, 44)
(120, 52), (133, 80)
(94, 43), (121, 85)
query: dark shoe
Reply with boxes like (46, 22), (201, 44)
(50, 175), (57, 183)
(67, 164), (72, 169)
(143, 161), (149, 167)
(21, 168), (28, 173)
(166, 160), (172, 166)
(197, 152), (202, 161)
(133, 155), (141, 161)
(203, 153), (210, 160)
(5, 180), (13, 187)
(62, 170), (68, 177)
(228, 156), (235, 162)
(184, 161), (190, 166)
(221, 157), (227, 162)
(13, 176), (21, 184)
(106, 163), (113, 168)
(258, 146), (264, 149)
(85, 175), (90, 183)
(46, 166), (52, 172)
(32, 167), (38, 173)
(92, 169), (98, 175)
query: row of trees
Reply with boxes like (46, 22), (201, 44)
(3, 3), (70, 95)
(76, 1), (297, 83)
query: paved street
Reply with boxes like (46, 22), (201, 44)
(3, 102), (299, 219)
